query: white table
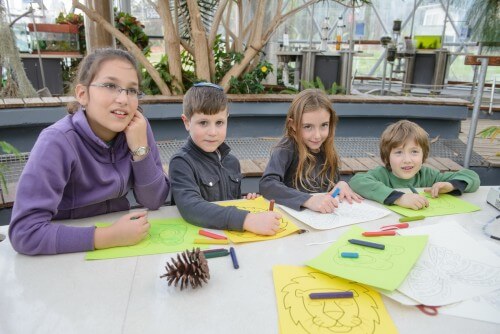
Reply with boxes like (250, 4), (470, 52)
(1, 187), (499, 334)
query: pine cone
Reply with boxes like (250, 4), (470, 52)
(160, 248), (210, 290)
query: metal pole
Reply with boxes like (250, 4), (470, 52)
(381, 48), (388, 95)
(440, 0), (450, 49)
(488, 76), (497, 115)
(30, 3), (46, 90)
(409, 0), (416, 38)
(464, 57), (488, 168)
(346, 0), (355, 95)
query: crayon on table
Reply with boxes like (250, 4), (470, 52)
(399, 215), (425, 222)
(331, 188), (341, 198)
(202, 248), (228, 254)
(341, 252), (359, 258)
(348, 238), (385, 250)
(409, 186), (418, 194)
(309, 291), (354, 299)
(204, 250), (230, 259)
(381, 223), (409, 230)
(269, 199), (275, 211)
(198, 229), (227, 240)
(194, 238), (230, 245)
(229, 246), (239, 269)
(362, 230), (397, 237)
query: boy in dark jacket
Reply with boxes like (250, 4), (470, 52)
(169, 83), (281, 235)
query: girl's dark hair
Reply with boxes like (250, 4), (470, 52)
(67, 48), (141, 114)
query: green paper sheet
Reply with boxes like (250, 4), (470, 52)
(386, 193), (481, 217)
(86, 218), (207, 260)
(306, 226), (428, 291)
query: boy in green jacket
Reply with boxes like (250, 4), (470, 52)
(349, 120), (480, 210)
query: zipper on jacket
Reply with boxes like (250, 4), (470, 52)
(110, 147), (125, 199)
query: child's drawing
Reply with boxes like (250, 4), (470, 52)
(217, 197), (300, 243)
(397, 221), (500, 306)
(279, 201), (391, 230)
(387, 193), (480, 218)
(86, 218), (202, 260)
(334, 243), (405, 270)
(272, 265), (398, 334)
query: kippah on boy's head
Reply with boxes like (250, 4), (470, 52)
(379, 120), (430, 169)
(183, 82), (228, 119)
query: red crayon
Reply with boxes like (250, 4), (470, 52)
(362, 230), (397, 237)
(269, 199), (275, 211)
(199, 229), (227, 240)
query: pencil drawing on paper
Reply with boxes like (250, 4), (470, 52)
(133, 222), (188, 248)
(224, 205), (289, 238)
(333, 243), (405, 270)
(280, 271), (381, 333)
(405, 244), (500, 298)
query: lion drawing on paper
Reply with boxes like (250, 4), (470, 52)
(282, 272), (380, 333)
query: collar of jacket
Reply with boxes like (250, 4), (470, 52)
(186, 136), (231, 164)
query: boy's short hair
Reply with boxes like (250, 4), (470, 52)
(183, 83), (228, 119)
(380, 120), (430, 169)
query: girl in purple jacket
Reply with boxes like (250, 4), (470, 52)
(9, 48), (170, 255)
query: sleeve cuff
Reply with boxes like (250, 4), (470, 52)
(384, 191), (405, 205)
(449, 179), (467, 195)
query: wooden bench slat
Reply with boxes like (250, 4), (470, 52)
(252, 158), (269, 173)
(341, 158), (370, 173)
(340, 158), (354, 174)
(239, 159), (262, 177)
(356, 157), (383, 170)
(433, 157), (463, 171)
(426, 157), (449, 172)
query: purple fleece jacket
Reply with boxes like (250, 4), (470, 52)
(9, 108), (170, 255)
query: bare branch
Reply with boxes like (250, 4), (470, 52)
(208, 0), (229, 47)
(72, 0), (171, 95)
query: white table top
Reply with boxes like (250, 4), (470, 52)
(1, 187), (499, 334)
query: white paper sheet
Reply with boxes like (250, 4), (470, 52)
(279, 200), (391, 230)
(397, 221), (500, 306)
(439, 289), (500, 324)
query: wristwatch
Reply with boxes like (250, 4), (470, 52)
(131, 146), (151, 157)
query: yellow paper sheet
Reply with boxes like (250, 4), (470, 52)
(218, 197), (300, 243)
(272, 265), (398, 334)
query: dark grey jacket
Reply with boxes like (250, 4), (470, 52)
(169, 137), (248, 231)
(259, 138), (339, 210)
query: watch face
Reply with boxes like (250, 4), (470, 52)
(133, 147), (149, 156)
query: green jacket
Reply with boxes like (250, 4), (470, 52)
(349, 166), (480, 204)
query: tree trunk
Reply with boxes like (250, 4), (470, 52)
(72, 0), (171, 95)
(157, 0), (184, 94)
(84, 0), (114, 52)
(186, 0), (212, 81)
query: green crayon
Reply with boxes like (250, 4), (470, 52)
(399, 215), (425, 222)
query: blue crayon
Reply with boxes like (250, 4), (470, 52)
(348, 238), (385, 250)
(331, 188), (341, 198)
(229, 247), (239, 269)
(341, 252), (359, 258)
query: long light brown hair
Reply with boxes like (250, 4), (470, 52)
(284, 89), (339, 191)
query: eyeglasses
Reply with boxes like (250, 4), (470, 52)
(193, 82), (223, 91)
(89, 83), (145, 99)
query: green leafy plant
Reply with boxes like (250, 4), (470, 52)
(477, 126), (500, 141)
(114, 8), (150, 56)
(141, 55), (174, 95)
(0, 141), (19, 195)
(55, 12), (86, 53)
(228, 61), (273, 94)
(280, 77), (345, 95)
